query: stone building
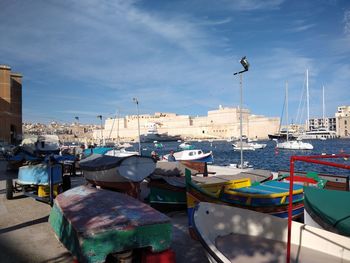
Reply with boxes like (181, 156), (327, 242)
(0, 65), (22, 144)
(95, 105), (280, 142)
(335, 106), (350, 137)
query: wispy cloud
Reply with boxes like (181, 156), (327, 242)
(344, 9), (350, 36)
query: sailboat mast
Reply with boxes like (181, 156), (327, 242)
(286, 81), (289, 142)
(322, 85), (325, 127)
(306, 69), (310, 131)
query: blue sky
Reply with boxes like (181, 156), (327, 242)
(1, 0), (350, 124)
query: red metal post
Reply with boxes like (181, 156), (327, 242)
(286, 156), (295, 263)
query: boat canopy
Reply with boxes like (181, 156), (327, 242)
(79, 154), (130, 171)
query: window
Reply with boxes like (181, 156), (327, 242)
(345, 120), (348, 125)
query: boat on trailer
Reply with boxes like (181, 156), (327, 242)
(193, 202), (350, 263)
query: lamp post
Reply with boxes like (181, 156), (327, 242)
(97, 115), (103, 145)
(133, 98), (141, 155)
(233, 56), (250, 170)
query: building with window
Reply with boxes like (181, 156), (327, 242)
(335, 106), (350, 137)
(0, 65), (23, 144)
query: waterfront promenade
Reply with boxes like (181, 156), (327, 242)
(0, 160), (208, 263)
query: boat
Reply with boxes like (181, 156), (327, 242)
(232, 142), (255, 151)
(304, 187), (350, 236)
(192, 202), (350, 263)
(83, 146), (138, 157)
(275, 82), (313, 150)
(277, 170), (349, 191)
(154, 141), (164, 149)
(163, 149), (213, 162)
(297, 128), (337, 140)
(79, 154), (156, 197)
(140, 123), (181, 143)
(298, 86), (337, 140)
(185, 169), (304, 237)
(148, 162), (272, 210)
(178, 142), (194, 150)
(276, 139), (314, 150)
(49, 185), (172, 263)
(268, 129), (298, 140)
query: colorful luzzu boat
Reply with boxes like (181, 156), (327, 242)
(185, 169), (304, 237)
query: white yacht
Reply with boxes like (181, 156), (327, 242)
(276, 140), (313, 150)
(297, 128), (336, 140)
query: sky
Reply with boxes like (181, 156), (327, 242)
(1, 0), (350, 124)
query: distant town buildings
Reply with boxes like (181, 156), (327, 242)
(308, 117), (336, 131)
(0, 65), (22, 144)
(97, 106), (281, 141)
(335, 106), (350, 137)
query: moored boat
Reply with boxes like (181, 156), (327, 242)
(304, 187), (350, 236)
(185, 169), (304, 237)
(192, 202), (350, 263)
(163, 149), (213, 163)
(79, 154), (156, 197)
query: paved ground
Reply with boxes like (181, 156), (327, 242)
(0, 159), (208, 263)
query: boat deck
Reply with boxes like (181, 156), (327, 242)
(215, 233), (350, 263)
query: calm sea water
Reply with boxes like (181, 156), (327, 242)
(135, 139), (350, 175)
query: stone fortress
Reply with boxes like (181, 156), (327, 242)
(96, 105), (281, 142)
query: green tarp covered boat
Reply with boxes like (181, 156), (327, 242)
(49, 185), (172, 263)
(304, 186), (350, 236)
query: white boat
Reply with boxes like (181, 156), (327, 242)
(178, 142), (194, 150)
(297, 128), (336, 140)
(80, 154), (156, 185)
(276, 81), (313, 150)
(163, 149), (213, 162)
(232, 142), (255, 151)
(105, 148), (139, 157)
(232, 141), (266, 151)
(193, 202), (350, 263)
(276, 140), (313, 150)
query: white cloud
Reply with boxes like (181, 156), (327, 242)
(344, 9), (350, 36)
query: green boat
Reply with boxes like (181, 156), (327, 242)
(304, 186), (350, 236)
(49, 185), (172, 263)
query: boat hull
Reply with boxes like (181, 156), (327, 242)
(185, 169), (304, 238)
(49, 186), (172, 263)
(193, 202), (350, 263)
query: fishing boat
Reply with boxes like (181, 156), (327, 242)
(304, 187), (350, 236)
(49, 185), (172, 263)
(79, 154), (156, 197)
(163, 149), (213, 162)
(178, 142), (194, 150)
(192, 202), (350, 263)
(148, 162), (273, 210)
(185, 169), (304, 237)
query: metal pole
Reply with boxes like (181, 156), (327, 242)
(240, 73), (243, 170)
(136, 100), (141, 155)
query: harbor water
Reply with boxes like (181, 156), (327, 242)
(137, 139), (350, 175)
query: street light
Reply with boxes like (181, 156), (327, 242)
(233, 56), (250, 170)
(97, 115), (103, 145)
(133, 98), (141, 155)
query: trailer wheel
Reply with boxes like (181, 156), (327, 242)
(6, 178), (13, 200)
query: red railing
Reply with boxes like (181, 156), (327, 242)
(286, 154), (350, 263)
